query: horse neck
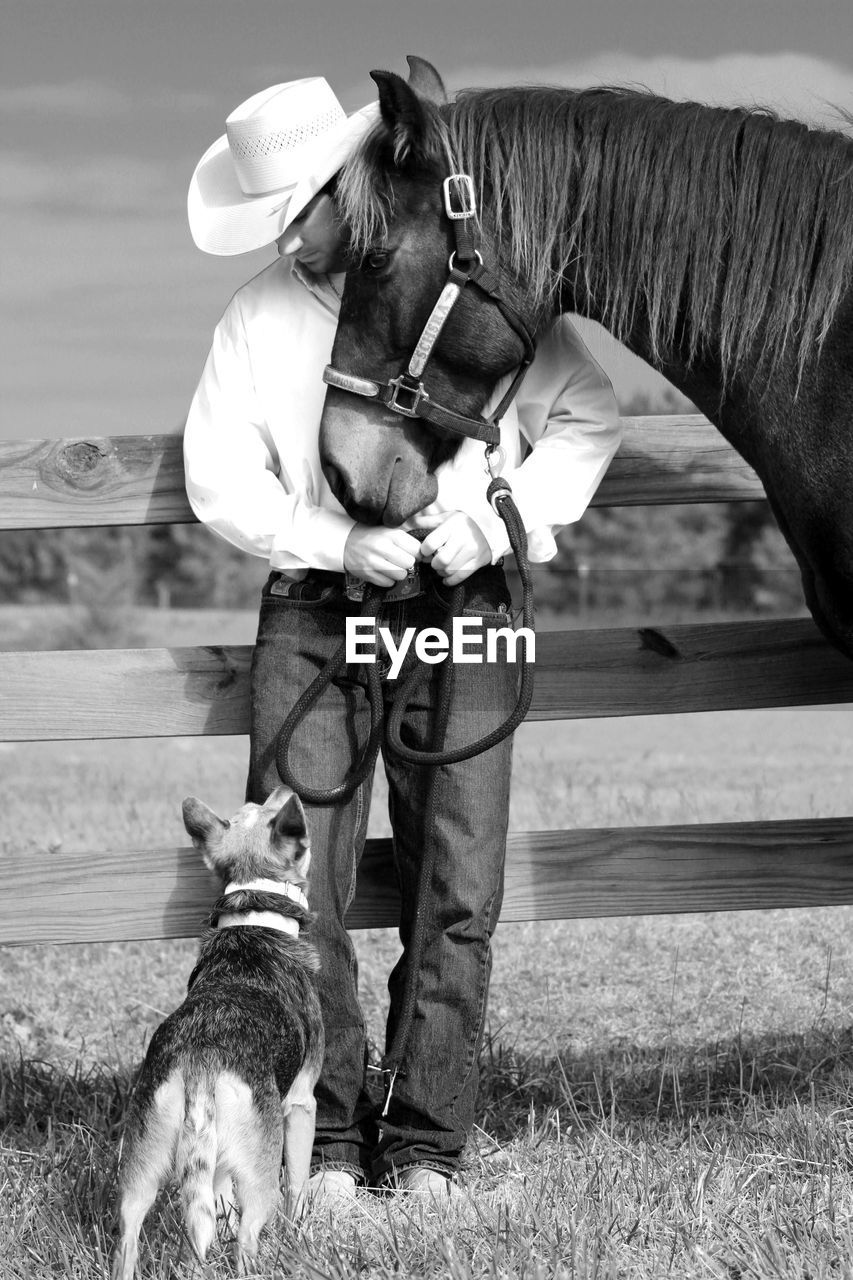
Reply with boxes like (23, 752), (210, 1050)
(466, 85), (853, 419)
(556, 275), (731, 424)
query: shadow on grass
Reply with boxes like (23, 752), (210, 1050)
(477, 1022), (853, 1140)
(4, 1021), (853, 1155)
(3, 1032), (853, 1276)
(0, 1057), (134, 1271)
(0, 1053), (135, 1138)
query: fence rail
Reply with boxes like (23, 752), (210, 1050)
(2, 418), (852, 947)
(3, 620), (852, 743)
(0, 416), (762, 530)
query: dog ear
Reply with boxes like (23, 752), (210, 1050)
(270, 793), (310, 864)
(271, 793), (308, 841)
(182, 797), (229, 858)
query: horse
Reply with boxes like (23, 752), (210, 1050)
(318, 57), (853, 659)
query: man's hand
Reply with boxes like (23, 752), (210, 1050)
(343, 525), (422, 587)
(411, 511), (492, 586)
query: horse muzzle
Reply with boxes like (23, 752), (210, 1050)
(319, 388), (439, 526)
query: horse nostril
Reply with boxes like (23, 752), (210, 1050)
(323, 462), (348, 507)
(323, 459), (378, 522)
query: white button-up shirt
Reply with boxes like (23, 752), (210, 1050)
(183, 258), (621, 575)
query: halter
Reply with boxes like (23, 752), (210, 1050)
(322, 173), (537, 446)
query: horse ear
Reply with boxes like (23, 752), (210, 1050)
(370, 68), (436, 165)
(406, 55), (448, 105)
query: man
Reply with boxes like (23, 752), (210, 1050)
(184, 74), (621, 1201)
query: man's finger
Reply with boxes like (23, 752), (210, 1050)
(399, 531), (425, 550)
(378, 559), (411, 579)
(407, 513), (445, 532)
(419, 530), (448, 559)
(442, 553), (481, 585)
(383, 553), (416, 572)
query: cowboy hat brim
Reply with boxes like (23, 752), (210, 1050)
(188, 101), (379, 256)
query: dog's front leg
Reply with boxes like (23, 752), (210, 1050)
(282, 1067), (319, 1216)
(112, 1233), (139, 1280)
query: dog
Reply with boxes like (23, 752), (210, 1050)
(113, 785), (323, 1278)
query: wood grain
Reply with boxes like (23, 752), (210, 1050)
(0, 435), (190, 530)
(0, 418), (765, 531)
(2, 619), (850, 742)
(3, 818), (852, 945)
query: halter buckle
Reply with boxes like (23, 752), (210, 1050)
(388, 376), (429, 417)
(443, 174), (477, 220)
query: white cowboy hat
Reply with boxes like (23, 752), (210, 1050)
(188, 77), (378, 256)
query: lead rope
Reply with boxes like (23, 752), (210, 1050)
(379, 473), (534, 1107)
(384, 478), (535, 767)
(274, 587), (386, 805)
(274, 475), (533, 798)
(274, 463), (535, 1113)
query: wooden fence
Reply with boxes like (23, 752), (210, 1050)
(2, 416), (853, 947)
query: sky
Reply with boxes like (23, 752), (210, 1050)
(2, 0), (852, 441)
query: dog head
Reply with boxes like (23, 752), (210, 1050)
(181, 786), (310, 889)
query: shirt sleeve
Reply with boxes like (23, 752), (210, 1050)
(463, 316), (622, 562)
(182, 295), (355, 572)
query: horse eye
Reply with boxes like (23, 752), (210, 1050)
(362, 249), (391, 274)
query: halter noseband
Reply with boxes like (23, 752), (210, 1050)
(323, 173), (537, 446)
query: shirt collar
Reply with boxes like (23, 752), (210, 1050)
(290, 259), (344, 313)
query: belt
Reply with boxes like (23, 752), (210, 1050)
(270, 563), (426, 603)
(345, 562), (423, 603)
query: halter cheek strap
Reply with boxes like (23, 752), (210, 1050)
(323, 172), (537, 445)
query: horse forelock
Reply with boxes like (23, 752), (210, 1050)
(341, 84), (853, 384)
(337, 127), (394, 253)
(337, 104), (455, 255)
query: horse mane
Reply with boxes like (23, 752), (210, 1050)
(338, 85), (853, 382)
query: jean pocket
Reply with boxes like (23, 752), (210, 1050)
(261, 574), (342, 608)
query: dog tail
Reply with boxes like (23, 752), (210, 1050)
(175, 1074), (218, 1262)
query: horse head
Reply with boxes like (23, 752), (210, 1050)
(319, 59), (534, 527)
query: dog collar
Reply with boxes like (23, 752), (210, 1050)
(223, 878), (309, 913)
(217, 909), (300, 937)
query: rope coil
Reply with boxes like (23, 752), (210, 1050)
(274, 475), (535, 1096)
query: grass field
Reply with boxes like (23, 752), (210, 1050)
(2, 607), (853, 1277)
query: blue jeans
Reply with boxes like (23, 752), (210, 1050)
(246, 562), (517, 1181)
